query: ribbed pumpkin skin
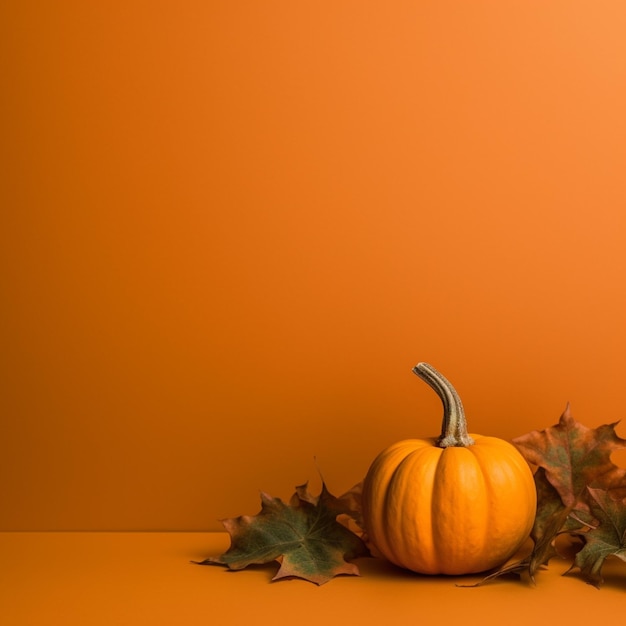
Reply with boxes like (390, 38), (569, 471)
(362, 434), (536, 575)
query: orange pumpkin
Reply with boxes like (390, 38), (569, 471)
(362, 362), (536, 575)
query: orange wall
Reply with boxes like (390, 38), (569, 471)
(1, 1), (625, 531)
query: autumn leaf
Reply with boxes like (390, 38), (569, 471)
(294, 480), (361, 520)
(196, 483), (369, 585)
(332, 480), (364, 528)
(512, 403), (626, 509)
(568, 487), (626, 587)
(476, 406), (626, 586)
(525, 468), (575, 578)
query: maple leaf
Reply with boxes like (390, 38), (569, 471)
(294, 480), (361, 519)
(525, 468), (575, 577)
(568, 487), (626, 587)
(475, 406), (626, 587)
(333, 480), (365, 529)
(295, 480), (368, 543)
(512, 403), (626, 509)
(196, 483), (369, 585)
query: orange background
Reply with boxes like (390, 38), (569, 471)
(3, 532), (626, 626)
(1, 0), (625, 531)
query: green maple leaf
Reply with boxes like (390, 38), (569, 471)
(196, 483), (369, 585)
(569, 487), (626, 587)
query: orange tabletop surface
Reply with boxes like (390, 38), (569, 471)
(1, 532), (624, 625)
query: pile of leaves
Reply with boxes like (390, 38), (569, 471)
(480, 403), (626, 588)
(197, 405), (626, 586)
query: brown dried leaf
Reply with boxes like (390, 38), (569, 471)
(474, 405), (626, 587)
(513, 403), (626, 509)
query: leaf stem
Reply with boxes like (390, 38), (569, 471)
(412, 362), (474, 448)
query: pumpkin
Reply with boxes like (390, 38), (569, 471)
(361, 362), (536, 575)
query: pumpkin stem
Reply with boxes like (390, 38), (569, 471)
(412, 362), (475, 448)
